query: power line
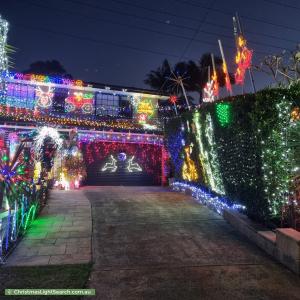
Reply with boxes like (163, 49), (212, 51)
(13, 23), (183, 58)
(106, 0), (300, 45)
(179, 0), (216, 60)
(204, 21), (299, 44)
(24, 1), (217, 49)
(172, 0), (300, 33)
(109, 0), (200, 23)
(261, 0), (300, 10)
(58, 0), (294, 53)
(61, 0), (196, 32)
(109, 0), (300, 46)
(24, 0), (278, 56)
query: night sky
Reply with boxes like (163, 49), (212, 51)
(2, 0), (300, 93)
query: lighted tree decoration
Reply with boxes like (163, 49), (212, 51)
(63, 147), (87, 187)
(57, 129), (86, 188)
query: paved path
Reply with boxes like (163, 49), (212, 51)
(5, 190), (92, 266)
(84, 186), (300, 300)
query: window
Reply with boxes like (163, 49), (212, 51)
(6, 83), (35, 109)
(95, 93), (120, 117)
(52, 88), (68, 113)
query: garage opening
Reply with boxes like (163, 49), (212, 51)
(80, 140), (166, 186)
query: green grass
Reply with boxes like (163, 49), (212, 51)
(0, 264), (92, 300)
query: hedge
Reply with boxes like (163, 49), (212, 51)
(165, 84), (300, 225)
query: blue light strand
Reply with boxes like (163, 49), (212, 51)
(171, 181), (246, 215)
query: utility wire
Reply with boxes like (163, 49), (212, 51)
(24, 0), (280, 55)
(13, 23), (183, 58)
(27, 0), (290, 54)
(61, 0), (196, 32)
(261, 0), (300, 10)
(172, 0), (300, 33)
(109, 0), (300, 45)
(109, 0), (201, 23)
(178, 0), (216, 61)
(204, 21), (299, 44)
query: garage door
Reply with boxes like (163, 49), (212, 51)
(80, 141), (163, 186)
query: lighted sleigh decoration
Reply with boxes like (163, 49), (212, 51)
(65, 91), (94, 114)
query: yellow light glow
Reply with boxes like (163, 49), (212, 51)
(182, 145), (199, 181)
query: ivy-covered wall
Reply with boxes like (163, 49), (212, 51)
(165, 85), (300, 224)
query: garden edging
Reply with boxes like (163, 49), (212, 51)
(223, 209), (300, 275)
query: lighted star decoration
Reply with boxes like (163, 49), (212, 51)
(169, 95), (178, 104)
(165, 70), (191, 109)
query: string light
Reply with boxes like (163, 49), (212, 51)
(0, 15), (8, 105)
(171, 181), (246, 215)
(6, 71), (83, 87)
(78, 132), (164, 145)
(34, 127), (62, 160)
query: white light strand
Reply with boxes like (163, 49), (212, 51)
(171, 181), (246, 215)
(0, 15), (9, 104)
(34, 127), (63, 160)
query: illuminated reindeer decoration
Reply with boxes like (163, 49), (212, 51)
(35, 86), (54, 108)
(127, 156), (142, 172)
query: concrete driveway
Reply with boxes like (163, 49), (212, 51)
(84, 186), (300, 300)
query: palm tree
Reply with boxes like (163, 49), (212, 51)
(144, 59), (172, 93)
(144, 53), (234, 103)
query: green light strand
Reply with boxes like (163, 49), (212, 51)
(216, 103), (232, 127)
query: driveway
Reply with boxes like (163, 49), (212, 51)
(84, 186), (300, 300)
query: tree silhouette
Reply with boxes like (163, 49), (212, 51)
(23, 60), (72, 78)
(144, 59), (172, 93)
(144, 53), (235, 103)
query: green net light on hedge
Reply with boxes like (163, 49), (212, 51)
(216, 103), (232, 127)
